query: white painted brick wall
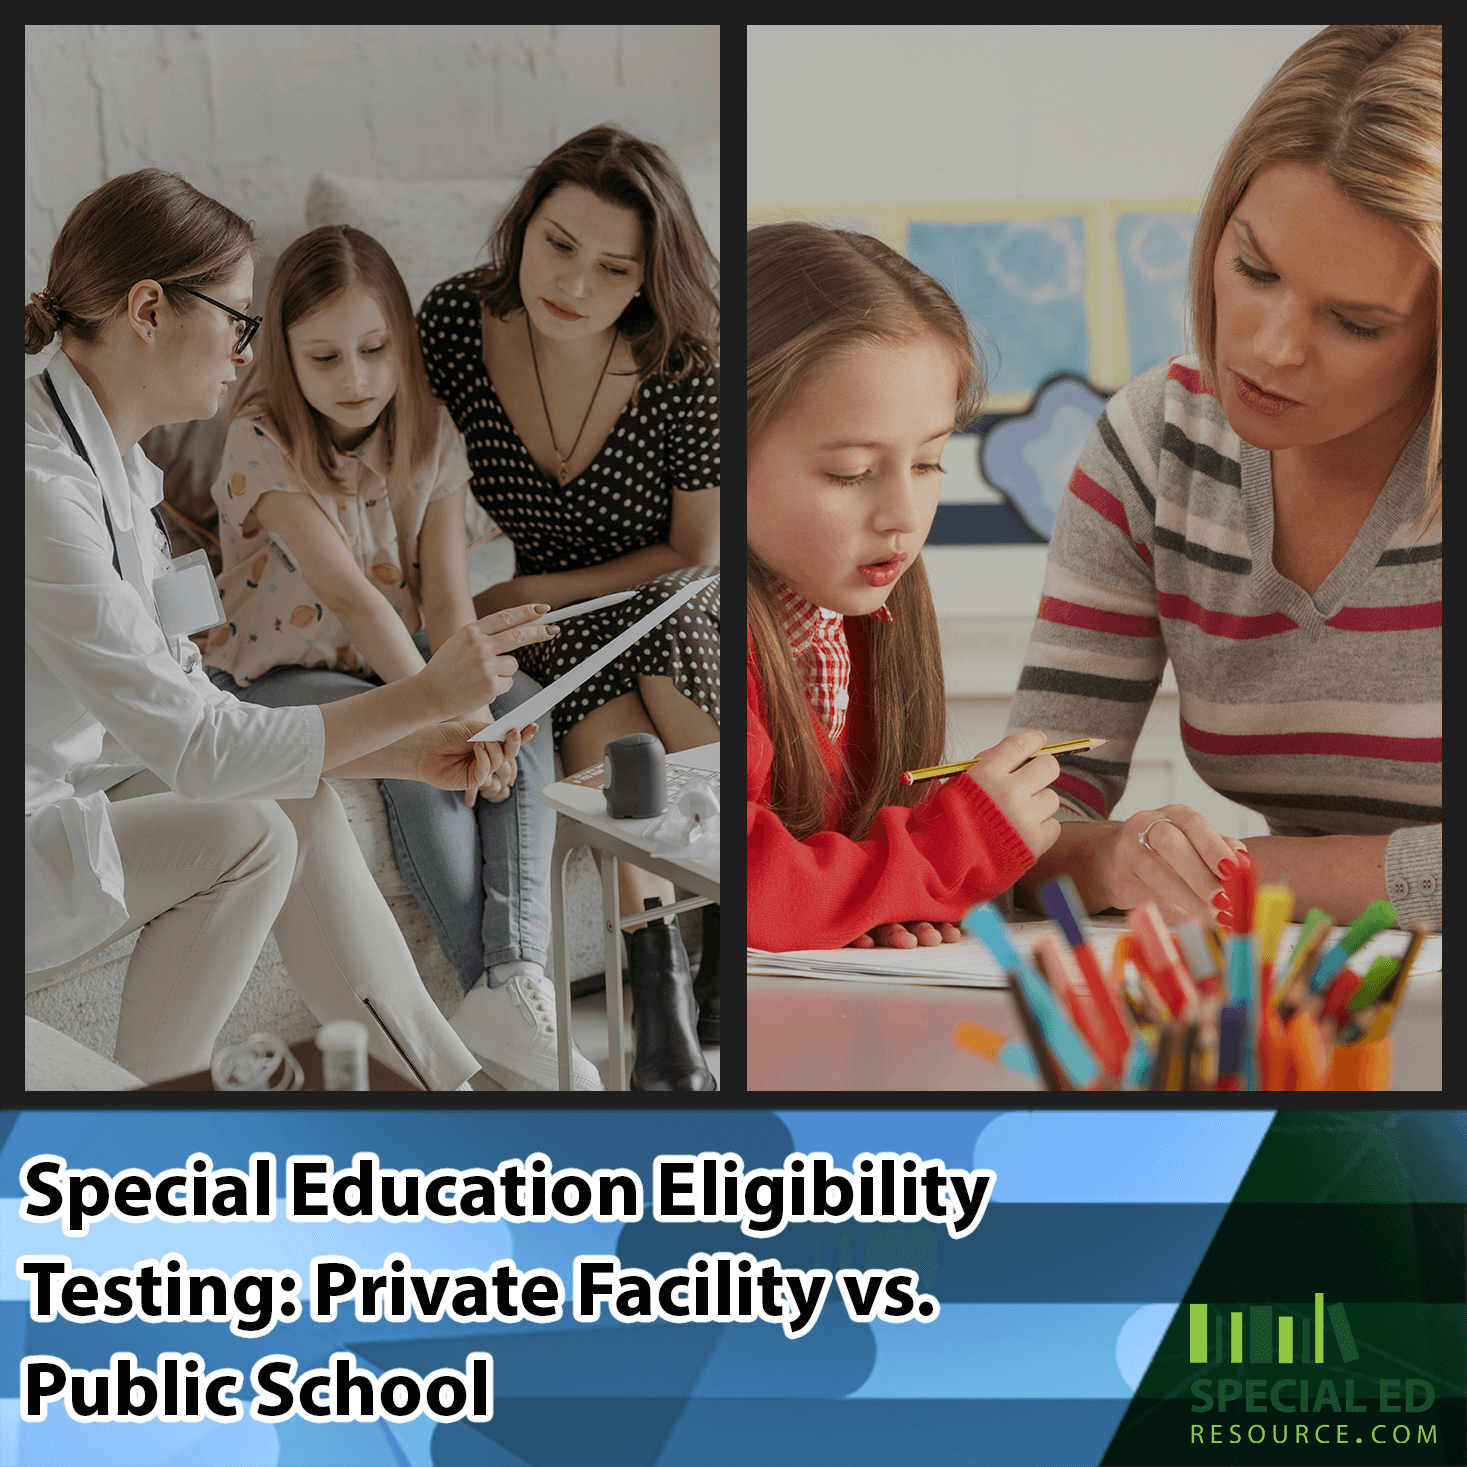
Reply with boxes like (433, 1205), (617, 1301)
(27, 24), (719, 287)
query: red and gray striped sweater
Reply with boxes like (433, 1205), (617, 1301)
(1006, 356), (1440, 929)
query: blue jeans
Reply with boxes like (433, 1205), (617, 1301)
(206, 633), (554, 993)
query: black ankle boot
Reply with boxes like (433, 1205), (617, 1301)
(693, 904), (719, 1046)
(625, 900), (716, 1091)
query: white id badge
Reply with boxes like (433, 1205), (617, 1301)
(153, 550), (227, 637)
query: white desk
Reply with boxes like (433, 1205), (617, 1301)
(749, 974), (1040, 1091)
(542, 743), (720, 1091)
(748, 922), (1442, 1093)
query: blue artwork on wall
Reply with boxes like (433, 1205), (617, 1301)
(924, 374), (1112, 547)
(979, 373), (1113, 541)
(907, 217), (1090, 400)
(1116, 211), (1196, 377)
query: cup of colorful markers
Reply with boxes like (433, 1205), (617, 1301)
(959, 856), (1426, 1092)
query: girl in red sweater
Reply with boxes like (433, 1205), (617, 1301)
(747, 223), (1063, 953)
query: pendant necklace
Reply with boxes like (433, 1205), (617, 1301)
(527, 315), (618, 485)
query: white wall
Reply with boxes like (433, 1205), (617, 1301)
(749, 25), (1321, 205)
(27, 24), (719, 286)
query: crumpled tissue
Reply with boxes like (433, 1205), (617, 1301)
(645, 773), (720, 861)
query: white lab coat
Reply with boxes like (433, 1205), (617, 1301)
(24, 351), (326, 972)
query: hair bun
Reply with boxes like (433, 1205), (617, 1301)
(29, 290), (60, 329)
(25, 290), (61, 353)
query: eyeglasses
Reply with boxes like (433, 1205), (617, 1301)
(179, 287), (262, 354)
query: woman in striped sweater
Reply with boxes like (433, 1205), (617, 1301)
(1008, 25), (1441, 932)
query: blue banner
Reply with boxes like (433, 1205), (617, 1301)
(3, 1109), (1460, 1466)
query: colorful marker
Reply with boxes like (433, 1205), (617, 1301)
(1310, 899), (1397, 994)
(1148, 1020), (1176, 1092)
(1031, 935), (1129, 1079)
(1173, 919), (1222, 997)
(1217, 1004), (1247, 1090)
(1004, 971), (1068, 1090)
(1036, 876), (1134, 1076)
(1322, 969), (1362, 1024)
(1347, 955), (1401, 1012)
(1251, 885), (1293, 1089)
(1126, 904), (1198, 1017)
(1364, 928), (1426, 1039)
(1220, 853), (1259, 1086)
(1221, 851), (1259, 1003)
(963, 904), (1101, 1090)
(953, 1021), (1040, 1078)
(1273, 909), (1333, 1012)
(1341, 928), (1424, 1045)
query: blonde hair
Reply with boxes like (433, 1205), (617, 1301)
(747, 222), (988, 841)
(25, 169), (256, 355)
(1188, 25), (1441, 525)
(231, 225), (440, 502)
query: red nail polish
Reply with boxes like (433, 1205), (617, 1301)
(1217, 858), (1236, 878)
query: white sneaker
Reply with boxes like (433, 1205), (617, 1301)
(450, 964), (604, 1092)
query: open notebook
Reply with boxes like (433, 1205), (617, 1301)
(748, 916), (1441, 989)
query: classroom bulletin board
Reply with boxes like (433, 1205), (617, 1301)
(748, 197), (1201, 405)
(748, 199), (1201, 548)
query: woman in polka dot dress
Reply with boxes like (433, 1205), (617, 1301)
(418, 125), (720, 1091)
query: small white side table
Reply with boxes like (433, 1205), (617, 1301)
(542, 743), (720, 1091)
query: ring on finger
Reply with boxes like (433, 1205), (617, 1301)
(1138, 817), (1177, 855)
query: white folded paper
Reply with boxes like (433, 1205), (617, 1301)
(471, 575), (718, 742)
(747, 918), (1441, 988)
(530, 589), (636, 625)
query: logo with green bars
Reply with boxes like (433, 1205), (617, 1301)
(1189, 1294), (1358, 1366)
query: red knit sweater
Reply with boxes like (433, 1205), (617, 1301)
(747, 624), (1035, 952)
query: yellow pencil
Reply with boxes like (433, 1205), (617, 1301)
(900, 738), (1107, 786)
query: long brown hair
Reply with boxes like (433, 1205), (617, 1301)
(747, 222), (987, 842)
(1187, 25), (1441, 527)
(25, 168), (256, 355)
(469, 124), (718, 385)
(231, 225), (441, 502)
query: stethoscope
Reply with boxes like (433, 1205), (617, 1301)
(41, 368), (173, 580)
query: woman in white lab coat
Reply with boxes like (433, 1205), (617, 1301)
(25, 168), (559, 1090)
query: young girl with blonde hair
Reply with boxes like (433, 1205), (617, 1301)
(26, 171), (542, 1090)
(205, 224), (602, 1090)
(746, 222), (1063, 952)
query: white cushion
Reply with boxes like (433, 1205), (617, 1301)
(303, 133), (719, 316)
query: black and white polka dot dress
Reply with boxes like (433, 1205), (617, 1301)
(418, 273), (720, 744)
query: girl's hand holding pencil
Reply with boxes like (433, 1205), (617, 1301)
(844, 730), (1068, 949)
(900, 735), (1106, 784)
(963, 729), (1064, 861)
